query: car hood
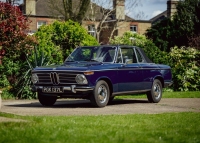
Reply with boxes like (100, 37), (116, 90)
(33, 62), (103, 71)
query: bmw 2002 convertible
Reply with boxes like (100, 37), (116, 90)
(31, 45), (172, 107)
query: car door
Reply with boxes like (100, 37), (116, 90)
(117, 46), (144, 92)
(134, 47), (161, 90)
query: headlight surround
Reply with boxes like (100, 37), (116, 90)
(75, 74), (88, 84)
(31, 74), (38, 84)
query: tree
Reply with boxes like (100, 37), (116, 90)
(146, 0), (200, 52)
(0, 2), (31, 57)
(47, 0), (90, 24)
(145, 18), (175, 52)
(87, 0), (144, 42)
(46, 0), (145, 42)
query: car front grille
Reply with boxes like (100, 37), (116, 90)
(36, 72), (78, 85)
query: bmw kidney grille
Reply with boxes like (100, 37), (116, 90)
(50, 72), (60, 85)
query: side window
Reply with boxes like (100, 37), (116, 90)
(135, 49), (144, 63)
(121, 48), (137, 64)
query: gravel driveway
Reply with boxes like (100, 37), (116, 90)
(1, 98), (200, 117)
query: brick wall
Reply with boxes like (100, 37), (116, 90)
(27, 16), (56, 33)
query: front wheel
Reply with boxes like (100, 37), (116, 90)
(147, 79), (162, 103)
(90, 80), (110, 107)
(38, 93), (57, 106)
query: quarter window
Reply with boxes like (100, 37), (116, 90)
(135, 49), (144, 62)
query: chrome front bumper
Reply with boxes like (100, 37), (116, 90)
(31, 85), (94, 93)
(164, 81), (173, 88)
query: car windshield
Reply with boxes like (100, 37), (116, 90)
(65, 46), (117, 63)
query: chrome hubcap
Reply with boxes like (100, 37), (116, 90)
(97, 85), (108, 103)
(153, 83), (161, 99)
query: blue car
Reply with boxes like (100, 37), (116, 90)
(31, 45), (172, 107)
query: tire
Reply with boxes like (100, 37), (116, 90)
(38, 93), (57, 106)
(108, 96), (115, 104)
(147, 79), (162, 103)
(90, 80), (110, 107)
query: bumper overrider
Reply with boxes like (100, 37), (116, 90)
(31, 85), (94, 94)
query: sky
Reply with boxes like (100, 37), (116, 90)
(126, 0), (168, 20)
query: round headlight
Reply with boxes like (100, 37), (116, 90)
(31, 74), (38, 84)
(75, 74), (88, 84)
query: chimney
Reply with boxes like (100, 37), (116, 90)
(25, 0), (37, 15)
(113, 0), (125, 20)
(167, 0), (179, 18)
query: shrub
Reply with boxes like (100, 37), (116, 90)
(35, 20), (99, 61)
(169, 46), (200, 91)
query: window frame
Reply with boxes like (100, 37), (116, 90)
(88, 25), (96, 37)
(37, 21), (47, 29)
(130, 25), (138, 33)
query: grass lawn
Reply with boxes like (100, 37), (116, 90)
(0, 112), (200, 143)
(0, 91), (200, 142)
(115, 91), (200, 99)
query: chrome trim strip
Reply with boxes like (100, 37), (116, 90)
(113, 89), (151, 95)
(32, 68), (170, 73)
(63, 87), (71, 90)
(74, 87), (94, 91)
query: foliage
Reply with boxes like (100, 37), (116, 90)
(145, 18), (175, 52)
(188, 34), (200, 50)
(169, 46), (200, 91)
(13, 46), (51, 99)
(0, 2), (31, 56)
(0, 112), (200, 143)
(0, 2), (37, 98)
(173, 0), (200, 36)
(146, 0), (200, 52)
(110, 32), (169, 64)
(35, 20), (99, 60)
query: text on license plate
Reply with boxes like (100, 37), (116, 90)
(42, 87), (64, 93)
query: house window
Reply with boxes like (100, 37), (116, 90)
(37, 21), (47, 29)
(88, 25), (96, 37)
(130, 25), (137, 33)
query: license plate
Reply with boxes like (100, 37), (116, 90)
(42, 87), (64, 93)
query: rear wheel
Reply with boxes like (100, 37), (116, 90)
(38, 93), (57, 106)
(90, 80), (110, 107)
(147, 79), (162, 103)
